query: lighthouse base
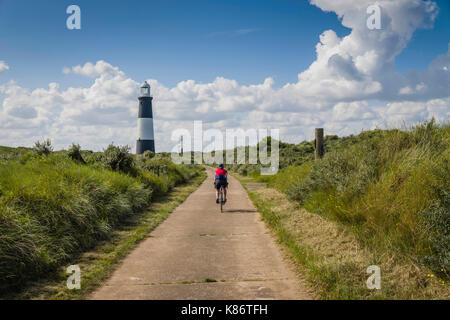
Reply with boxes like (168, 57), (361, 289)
(136, 139), (155, 154)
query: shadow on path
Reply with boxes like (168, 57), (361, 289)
(222, 209), (257, 213)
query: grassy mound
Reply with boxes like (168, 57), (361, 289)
(0, 146), (200, 293)
(236, 120), (450, 277)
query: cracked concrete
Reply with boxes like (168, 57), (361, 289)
(89, 167), (311, 300)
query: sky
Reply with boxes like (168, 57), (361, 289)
(0, 0), (449, 152)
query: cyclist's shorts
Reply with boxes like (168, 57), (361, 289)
(215, 180), (228, 190)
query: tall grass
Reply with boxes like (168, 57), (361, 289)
(239, 120), (449, 275)
(304, 122), (448, 273)
(0, 148), (200, 293)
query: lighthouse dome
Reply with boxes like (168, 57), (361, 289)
(139, 81), (151, 97)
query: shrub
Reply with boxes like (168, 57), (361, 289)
(100, 144), (136, 175)
(268, 163), (312, 196)
(305, 140), (379, 201)
(33, 139), (53, 156)
(142, 150), (155, 159)
(67, 143), (86, 164)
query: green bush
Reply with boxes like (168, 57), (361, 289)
(267, 163), (312, 195)
(33, 139), (53, 156)
(142, 150), (155, 159)
(67, 143), (86, 164)
(100, 144), (136, 175)
(294, 139), (379, 208)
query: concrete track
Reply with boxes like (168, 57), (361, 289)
(90, 167), (311, 300)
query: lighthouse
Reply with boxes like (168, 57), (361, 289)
(136, 81), (155, 154)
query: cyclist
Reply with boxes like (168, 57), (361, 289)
(214, 163), (228, 204)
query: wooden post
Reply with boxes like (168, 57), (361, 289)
(180, 136), (183, 155)
(315, 128), (324, 160)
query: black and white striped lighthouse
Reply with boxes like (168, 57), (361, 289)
(136, 81), (155, 154)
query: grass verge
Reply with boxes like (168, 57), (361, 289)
(237, 175), (449, 299)
(3, 170), (206, 300)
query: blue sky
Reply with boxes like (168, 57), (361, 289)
(0, 0), (449, 151)
(0, 0), (448, 89)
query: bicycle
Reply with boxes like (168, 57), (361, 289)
(218, 185), (225, 212)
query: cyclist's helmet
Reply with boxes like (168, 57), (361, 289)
(219, 163), (224, 169)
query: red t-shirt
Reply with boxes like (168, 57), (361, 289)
(215, 168), (227, 180)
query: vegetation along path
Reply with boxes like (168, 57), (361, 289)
(90, 166), (311, 299)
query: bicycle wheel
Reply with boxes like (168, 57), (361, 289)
(220, 187), (223, 212)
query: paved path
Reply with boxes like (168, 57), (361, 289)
(90, 167), (311, 300)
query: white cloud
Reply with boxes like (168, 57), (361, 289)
(383, 99), (449, 124)
(0, 0), (449, 152)
(0, 61), (9, 74)
(0, 59), (447, 152)
(332, 101), (376, 122)
(1, 61), (139, 150)
(64, 60), (122, 78)
(399, 86), (414, 95)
